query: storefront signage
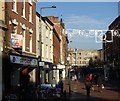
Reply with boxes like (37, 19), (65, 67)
(11, 34), (22, 48)
(39, 61), (44, 66)
(10, 55), (37, 67)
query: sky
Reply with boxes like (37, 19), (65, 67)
(36, 2), (118, 50)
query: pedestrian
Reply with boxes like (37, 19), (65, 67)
(57, 77), (63, 94)
(45, 79), (48, 84)
(52, 77), (56, 88)
(85, 75), (92, 97)
(89, 74), (94, 91)
(74, 75), (77, 82)
(97, 74), (103, 93)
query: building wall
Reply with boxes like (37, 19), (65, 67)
(36, 14), (53, 63)
(47, 16), (68, 65)
(36, 13), (40, 57)
(5, 1), (36, 56)
(0, 1), (6, 100)
(41, 18), (53, 63)
(53, 28), (60, 64)
(104, 16), (120, 68)
(4, 1), (37, 87)
(68, 49), (99, 67)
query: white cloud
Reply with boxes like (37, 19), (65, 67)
(64, 15), (108, 30)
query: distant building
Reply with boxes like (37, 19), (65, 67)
(97, 49), (104, 62)
(67, 49), (99, 67)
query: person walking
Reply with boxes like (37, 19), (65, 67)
(57, 77), (64, 94)
(89, 74), (94, 90)
(97, 74), (103, 93)
(52, 77), (56, 88)
(85, 75), (92, 97)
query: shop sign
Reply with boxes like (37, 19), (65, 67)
(39, 61), (44, 66)
(11, 34), (22, 48)
(10, 55), (37, 66)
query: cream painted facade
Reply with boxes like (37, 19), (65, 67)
(41, 20), (53, 63)
(68, 49), (99, 67)
(36, 14), (40, 57)
(36, 14), (53, 63)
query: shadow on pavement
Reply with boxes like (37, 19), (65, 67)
(65, 91), (120, 101)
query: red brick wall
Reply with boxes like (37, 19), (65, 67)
(53, 29), (60, 64)
(5, 1), (36, 56)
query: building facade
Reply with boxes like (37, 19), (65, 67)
(67, 49), (99, 67)
(36, 12), (54, 83)
(47, 16), (69, 80)
(47, 16), (69, 66)
(103, 16), (120, 79)
(3, 1), (37, 98)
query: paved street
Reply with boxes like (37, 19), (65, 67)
(63, 78), (120, 101)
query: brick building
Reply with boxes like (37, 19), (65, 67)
(47, 16), (69, 80)
(47, 16), (69, 65)
(53, 27), (61, 64)
(2, 1), (37, 98)
(103, 16), (120, 79)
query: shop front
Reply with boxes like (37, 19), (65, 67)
(38, 61), (53, 84)
(2, 53), (37, 100)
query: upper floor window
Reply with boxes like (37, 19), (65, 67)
(29, 5), (32, 22)
(46, 45), (48, 59)
(29, 33), (32, 52)
(22, 29), (25, 51)
(21, 0), (25, 17)
(29, 0), (32, 5)
(12, 0), (17, 12)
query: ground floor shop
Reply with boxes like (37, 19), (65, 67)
(52, 64), (66, 83)
(2, 53), (37, 100)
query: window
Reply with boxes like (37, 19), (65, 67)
(12, 0), (17, 12)
(42, 44), (44, 58)
(46, 26), (48, 38)
(80, 61), (81, 64)
(29, 5), (32, 22)
(46, 45), (48, 58)
(12, 25), (17, 34)
(50, 46), (52, 60)
(29, 33), (32, 52)
(29, 0), (32, 5)
(21, 0), (25, 17)
(22, 29), (25, 51)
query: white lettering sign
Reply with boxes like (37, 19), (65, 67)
(10, 55), (37, 67)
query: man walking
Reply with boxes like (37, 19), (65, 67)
(85, 75), (92, 97)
